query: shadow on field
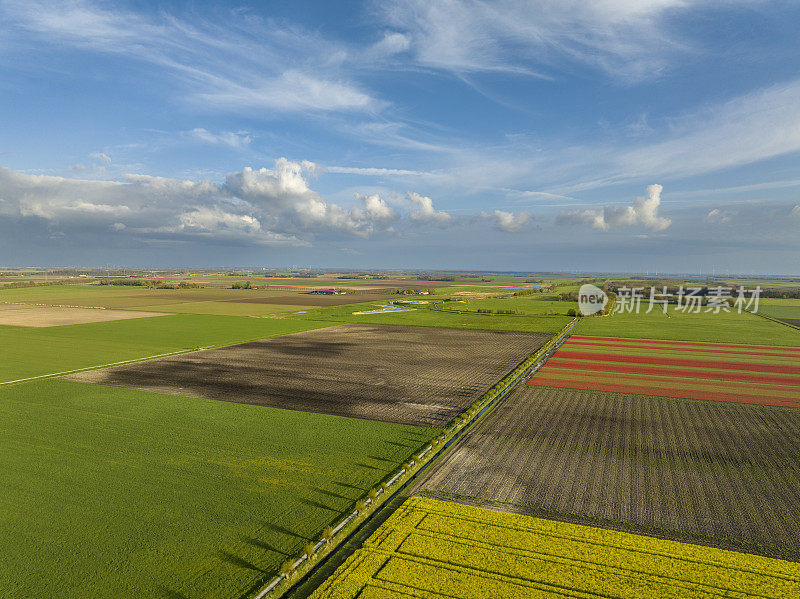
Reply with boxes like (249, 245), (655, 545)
(155, 585), (191, 599)
(241, 535), (288, 556)
(218, 550), (265, 573)
(334, 480), (369, 493)
(263, 521), (311, 542)
(366, 454), (399, 464)
(65, 324), (549, 427)
(311, 486), (351, 501)
(299, 496), (339, 513)
(354, 462), (385, 471)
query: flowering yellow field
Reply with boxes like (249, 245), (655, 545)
(311, 496), (800, 598)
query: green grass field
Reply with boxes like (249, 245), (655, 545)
(433, 295), (567, 315)
(0, 379), (436, 599)
(0, 284), (306, 314)
(134, 301), (303, 316)
(0, 282), (574, 334)
(287, 301), (571, 334)
(0, 314), (329, 382)
(311, 496), (800, 599)
(574, 305), (800, 346)
(758, 298), (800, 320)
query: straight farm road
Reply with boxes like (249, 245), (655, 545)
(0, 313), (330, 383)
(0, 346), (217, 386)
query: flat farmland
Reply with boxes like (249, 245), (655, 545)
(287, 301), (572, 334)
(529, 335), (800, 408)
(68, 324), (548, 427)
(0, 305), (169, 327)
(0, 284), (294, 308)
(0, 313), (329, 383)
(0, 379), (435, 599)
(133, 300), (304, 316)
(573, 304), (800, 346)
(419, 386), (800, 559)
(311, 496), (800, 599)
(759, 299), (800, 327)
(230, 293), (397, 306)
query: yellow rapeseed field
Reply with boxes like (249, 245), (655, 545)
(311, 496), (800, 598)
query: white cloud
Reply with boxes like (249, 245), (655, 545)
(178, 207), (261, 234)
(324, 165), (424, 177)
(1, 159), (499, 247)
(482, 209), (531, 232)
(0, 160), (406, 244)
(196, 71), (377, 113)
(705, 208), (735, 224)
(791, 205), (800, 220)
(353, 193), (399, 224)
(366, 32), (411, 59)
(2, 1), (379, 114)
(558, 184), (671, 232)
(407, 191), (452, 225)
(187, 128), (251, 149)
(379, 0), (716, 80)
(224, 160), (319, 212)
(90, 152), (111, 164)
(617, 79), (800, 180)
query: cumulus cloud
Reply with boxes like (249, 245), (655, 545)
(407, 191), (451, 225)
(482, 209), (531, 232)
(351, 193), (399, 229)
(557, 184), (671, 232)
(0, 161), (539, 248)
(0, 160), (403, 245)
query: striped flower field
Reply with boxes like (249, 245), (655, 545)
(528, 335), (800, 408)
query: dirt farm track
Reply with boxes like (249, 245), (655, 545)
(67, 323), (548, 427)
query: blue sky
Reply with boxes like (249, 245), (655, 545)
(1, 0), (799, 273)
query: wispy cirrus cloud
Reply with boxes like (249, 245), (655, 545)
(185, 128), (252, 149)
(377, 0), (731, 81)
(616, 79), (800, 180)
(1, 0), (380, 114)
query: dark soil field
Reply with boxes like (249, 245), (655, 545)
(419, 386), (800, 560)
(779, 318), (800, 328)
(67, 324), (547, 427)
(229, 293), (396, 306)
